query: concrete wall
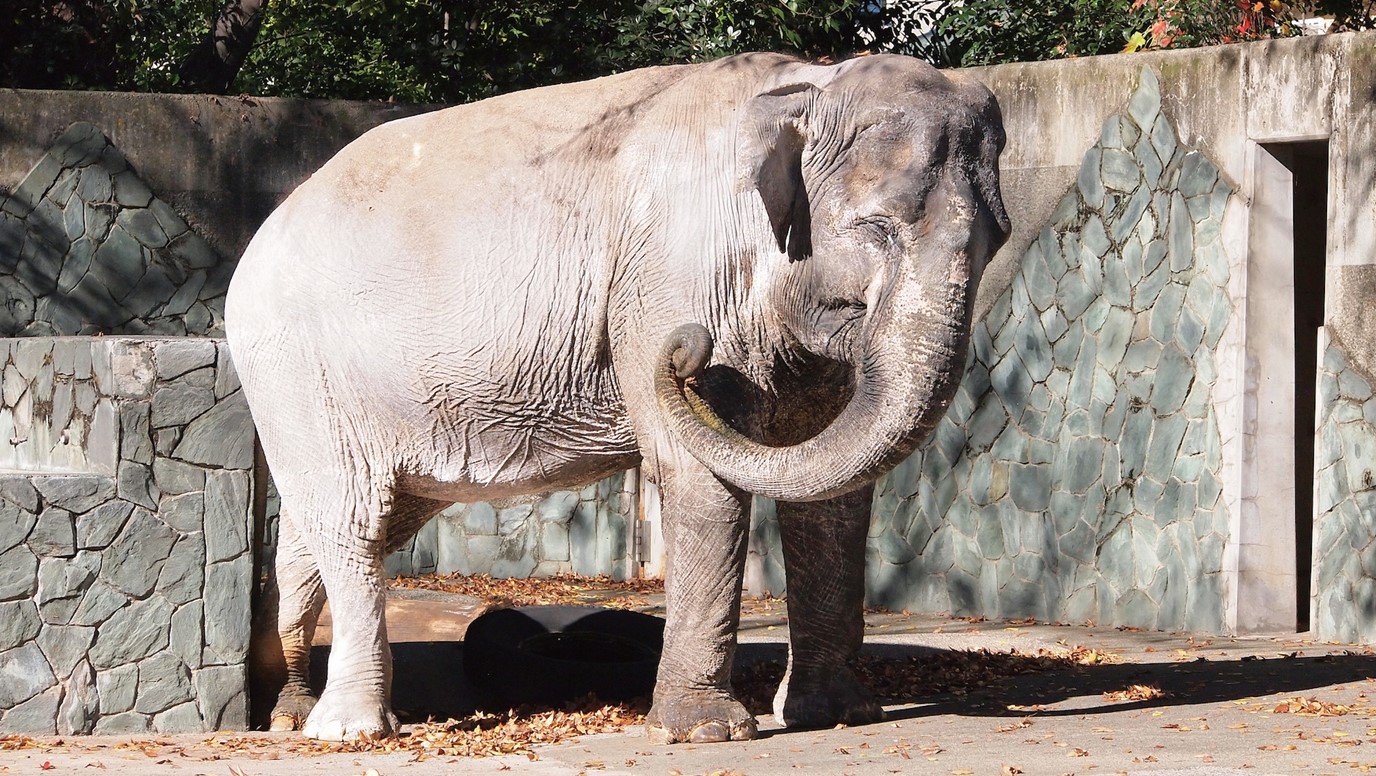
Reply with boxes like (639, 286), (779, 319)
(0, 338), (255, 735)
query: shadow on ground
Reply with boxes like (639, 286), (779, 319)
(291, 639), (1376, 728)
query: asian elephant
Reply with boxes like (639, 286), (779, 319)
(226, 51), (1009, 743)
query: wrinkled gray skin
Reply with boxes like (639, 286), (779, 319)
(227, 52), (1009, 744)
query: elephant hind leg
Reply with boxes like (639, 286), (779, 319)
(249, 512), (326, 731)
(279, 475), (448, 741)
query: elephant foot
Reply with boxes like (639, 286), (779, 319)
(301, 689), (398, 741)
(645, 689), (757, 744)
(773, 667), (884, 730)
(267, 690), (317, 732)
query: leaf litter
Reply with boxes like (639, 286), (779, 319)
(0, 576), (1194, 763)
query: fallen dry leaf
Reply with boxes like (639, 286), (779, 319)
(1273, 697), (1355, 716)
(389, 572), (663, 610)
(1103, 684), (1167, 702)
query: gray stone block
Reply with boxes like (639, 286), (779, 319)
(116, 207), (168, 249)
(1077, 148), (1105, 210)
(75, 500), (134, 550)
(101, 507), (175, 597)
(0, 643), (56, 708)
(95, 662), (137, 715)
(540, 521), (570, 562)
(152, 339), (216, 382)
(152, 458), (205, 496)
(36, 624), (95, 679)
(0, 544), (38, 600)
(1112, 187), (1152, 244)
(159, 536), (207, 606)
(0, 601), (40, 651)
(172, 391), (254, 469)
(36, 552), (99, 624)
(111, 170), (153, 209)
(213, 346), (240, 399)
(88, 224), (145, 301)
(116, 461), (159, 510)
(0, 479), (39, 515)
(0, 501), (36, 554)
(153, 700), (203, 733)
(92, 711), (150, 735)
(58, 660), (98, 735)
(0, 686), (60, 734)
(35, 477), (114, 515)
(134, 651), (193, 714)
(202, 556), (250, 665)
(193, 665), (247, 729)
(119, 403), (153, 465)
(204, 470), (250, 563)
(169, 601), (203, 667)
(158, 491), (204, 534)
(89, 594), (172, 670)
(151, 383), (215, 429)
(29, 507), (75, 558)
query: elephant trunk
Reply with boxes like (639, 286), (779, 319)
(656, 222), (980, 503)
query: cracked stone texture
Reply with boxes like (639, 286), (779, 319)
(0, 338), (253, 734)
(746, 68), (1235, 634)
(1314, 342), (1376, 643)
(0, 123), (230, 337)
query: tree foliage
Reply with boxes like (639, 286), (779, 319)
(2, 1), (1373, 101)
(925, 0), (1376, 67)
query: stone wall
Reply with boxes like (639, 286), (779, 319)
(382, 473), (638, 581)
(0, 123), (229, 336)
(1313, 337), (1376, 642)
(0, 338), (255, 735)
(747, 68), (1236, 633)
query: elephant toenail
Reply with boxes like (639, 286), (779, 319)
(730, 718), (759, 740)
(689, 721), (731, 743)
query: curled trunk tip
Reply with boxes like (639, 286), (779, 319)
(666, 323), (714, 379)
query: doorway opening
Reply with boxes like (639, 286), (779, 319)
(1263, 140), (1329, 633)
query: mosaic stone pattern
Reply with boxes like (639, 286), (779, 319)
(0, 338), (255, 734)
(0, 123), (230, 337)
(747, 68), (1237, 632)
(382, 472), (638, 581)
(1313, 341), (1376, 643)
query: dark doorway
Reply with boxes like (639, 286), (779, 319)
(1263, 141), (1329, 632)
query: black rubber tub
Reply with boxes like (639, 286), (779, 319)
(462, 605), (664, 707)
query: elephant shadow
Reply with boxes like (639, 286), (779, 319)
(297, 640), (1376, 727)
(859, 645), (1376, 722)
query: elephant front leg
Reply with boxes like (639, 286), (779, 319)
(773, 484), (884, 729)
(646, 459), (757, 744)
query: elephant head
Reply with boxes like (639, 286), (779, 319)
(657, 54), (1010, 502)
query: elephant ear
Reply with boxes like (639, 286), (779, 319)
(738, 83), (817, 262)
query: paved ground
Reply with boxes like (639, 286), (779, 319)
(4, 592), (1376, 776)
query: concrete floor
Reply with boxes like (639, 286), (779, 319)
(4, 590), (1376, 775)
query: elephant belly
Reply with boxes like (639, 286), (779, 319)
(395, 404), (640, 502)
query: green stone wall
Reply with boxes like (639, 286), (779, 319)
(383, 473), (637, 581)
(0, 123), (228, 336)
(751, 68), (1237, 632)
(1314, 341), (1376, 642)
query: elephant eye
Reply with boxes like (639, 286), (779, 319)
(855, 216), (900, 250)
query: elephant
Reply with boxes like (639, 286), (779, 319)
(225, 51), (1010, 744)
